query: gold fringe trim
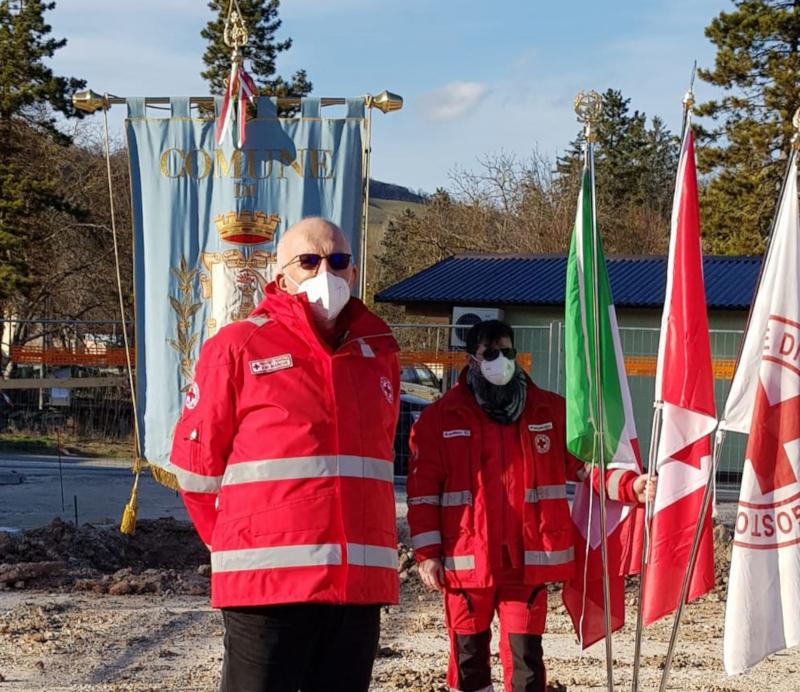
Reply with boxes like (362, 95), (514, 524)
(118, 461), (180, 535)
(147, 463), (180, 491)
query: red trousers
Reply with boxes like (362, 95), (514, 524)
(444, 583), (547, 692)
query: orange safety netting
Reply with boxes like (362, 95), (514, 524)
(9, 347), (735, 379)
(10, 345), (135, 367)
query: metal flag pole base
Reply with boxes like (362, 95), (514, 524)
(631, 401), (663, 691)
(658, 428), (726, 692)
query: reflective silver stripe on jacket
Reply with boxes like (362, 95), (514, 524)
(441, 490), (473, 507)
(606, 468), (627, 501)
(211, 543), (342, 573)
(524, 547), (574, 566)
(221, 455), (394, 486)
(411, 530), (442, 550)
(443, 555), (475, 571)
(246, 315), (269, 326)
(407, 495), (440, 506)
(173, 466), (223, 494)
(211, 543), (397, 573)
(524, 485), (567, 504)
(347, 543), (397, 569)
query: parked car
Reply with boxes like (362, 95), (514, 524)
(400, 363), (441, 401)
(393, 391), (432, 476)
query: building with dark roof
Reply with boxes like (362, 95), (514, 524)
(377, 253), (762, 477)
(376, 253), (760, 329)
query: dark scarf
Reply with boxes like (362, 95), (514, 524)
(467, 363), (527, 424)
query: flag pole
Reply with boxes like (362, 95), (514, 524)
(576, 90), (615, 692)
(631, 71), (696, 691)
(658, 427), (725, 692)
(659, 109), (800, 692)
(630, 400), (662, 691)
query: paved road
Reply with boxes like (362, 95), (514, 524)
(0, 454), (187, 531)
(0, 453), (741, 532)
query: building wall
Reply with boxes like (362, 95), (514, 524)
(500, 303), (747, 477)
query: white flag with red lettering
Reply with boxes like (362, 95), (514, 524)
(720, 151), (800, 674)
(642, 124), (717, 625)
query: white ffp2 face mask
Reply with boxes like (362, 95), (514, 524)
(479, 355), (516, 386)
(288, 271), (351, 322)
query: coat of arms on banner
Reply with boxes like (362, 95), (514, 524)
(168, 210), (279, 387)
(199, 249), (273, 337)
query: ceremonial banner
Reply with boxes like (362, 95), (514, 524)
(643, 125), (717, 625)
(126, 96), (366, 474)
(563, 162), (643, 647)
(721, 152), (800, 674)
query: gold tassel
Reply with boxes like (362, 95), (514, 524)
(120, 475), (139, 535)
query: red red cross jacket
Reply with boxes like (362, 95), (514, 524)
(170, 283), (401, 608)
(407, 368), (638, 589)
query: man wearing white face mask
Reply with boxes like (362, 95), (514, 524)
(407, 320), (653, 692)
(170, 217), (401, 691)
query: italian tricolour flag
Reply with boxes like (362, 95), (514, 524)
(561, 160), (644, 647)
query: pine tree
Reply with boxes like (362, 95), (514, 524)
(0, 0), (86, 307)
(201, 0), (311, 99)
(556, 89), (678, 253)
(695, 0), (800, 254)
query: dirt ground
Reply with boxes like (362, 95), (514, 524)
(1, 519), (800, 691)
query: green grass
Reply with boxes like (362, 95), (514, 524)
(0, 432), (133, 459)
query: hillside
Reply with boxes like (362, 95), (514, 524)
(365, 180), (427, 300)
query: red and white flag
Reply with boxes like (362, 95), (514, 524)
(720, 151), (800, 674)
(642, 124), (717, 625)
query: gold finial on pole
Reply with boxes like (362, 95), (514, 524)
(574, 90), (603, 142)
(682, 60), (697, 125)
(223, 8), (248, 51)
(72, 89), (110, 113)
(369, 91), (403, 113)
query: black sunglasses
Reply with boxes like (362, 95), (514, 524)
(482, 346), (517, 361)
(286, 253), (352, 272)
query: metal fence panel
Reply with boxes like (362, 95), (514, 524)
(0, 319), (748, 481)
(389, 321), (746, 481)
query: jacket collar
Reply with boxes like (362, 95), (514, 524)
(251, 282), (394, 343)
(455, 365), (546, 414)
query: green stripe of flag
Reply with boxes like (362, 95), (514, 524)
(565, 165), (636, 468)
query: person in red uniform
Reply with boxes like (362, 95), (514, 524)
(407, 320), (654, 692)
(170, 217), (401, 692)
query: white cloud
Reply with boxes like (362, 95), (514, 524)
(417, 81), (488, 122)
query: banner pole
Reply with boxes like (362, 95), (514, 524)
(359, 101), (374, 300)
(73, 90), (403, 115)
(630, 400), (663, 691)
(658, 427), (726, 692)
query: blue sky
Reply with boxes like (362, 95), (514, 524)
(49, 0), (730, 193)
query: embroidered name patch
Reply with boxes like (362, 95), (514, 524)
(443, 429), (471, 438)
(250, 354), (293, 375)
(528, 422), (553, 432)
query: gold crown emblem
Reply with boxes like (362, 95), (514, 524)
(213, 210), (280, 245)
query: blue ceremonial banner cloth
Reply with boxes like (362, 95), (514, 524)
(126, 96), (365, 471)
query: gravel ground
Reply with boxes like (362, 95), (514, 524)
(1, 514), (799, 691)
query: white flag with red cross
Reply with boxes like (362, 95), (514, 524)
(721, 152), (800, 675)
